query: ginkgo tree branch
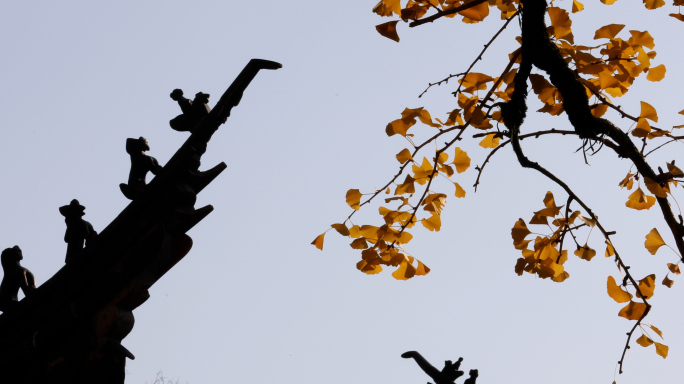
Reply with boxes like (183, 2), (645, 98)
(409, 0), (488, 28)
(513, 0), (684, 263)
(499, 0), (655, 372)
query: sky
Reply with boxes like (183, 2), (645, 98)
(1, 1), (684, 383)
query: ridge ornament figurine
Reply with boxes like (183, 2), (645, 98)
(60, 199), (98, 263)
(169, 89), (211, 132)
(0, 246), (36, 312)
(119, 137), (163, 200)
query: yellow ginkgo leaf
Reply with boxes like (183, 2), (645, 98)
(452, 147), (471, 173)
(636, 274), (656, 299)
(459, 0), (489, 22)
(395, 174), (416, 195)
(645, 228), (666, 255)
(663, 276), (674, 288)
(643, 0), (665, 9)
(372, 0), (401, 16)
(453, 182), (466, 198)
(618, 173), (634, 189)
(670, 13), (684, 22)
(618, 301), (648, 320)
(655, 342), (669, 358)
(375, 21), (400, 42)
(396, 148), (413, 163)
(349, 238), (369, 250)
(667, 162), (684, 177)
(629, 30), (655, 49)
(575, 245), (597, 261)
(415, 259), (430, 276)
(511, 219), (531, 249)
(667, 263), (681, 274)
(572, 0), (584, 12)
(646, 64), (666, 82)
(640, 101), (658, 122)
(594, 24), (625, 39)
(479, 133), (500, 148)
(605, 240), (615, 257)
(644, 177), (668, 198)
(636, 334), (654, 347)
(392, 258), (417, 280)
(331, 223), (350, 236)
(649, 324), (664, 338)
(346, 189), (363, 210)
(311, 232), (325, 250)
(607, 275), (633, 303)
(421, 213), (441, 231)
(625, 187), (656, 210)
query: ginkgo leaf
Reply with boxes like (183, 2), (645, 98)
(421, 213), (441, 231)
(454, 182), (466, 198)
(511, 219), (531, 249)
(629, 30), (655, 49)
(640, 101), (658, 122)
(594, 24), (625, 39)
(396, 148), (413, 163)
(452, 147), (471, 173)
(459, 0), (489, 22)
(346, 189), (363, 210)
(311, 232), (325, 250)
(643, 0), (665, 9)
(667, 263), (681, 274)
(655, 342), (669, 358)
(372, 0), (401, 16)
(618, 173), (634, 189)
(667, 162), (684, 177)
(663, 276), (674, 288)
(605, 240), (615, 257)
(415, 259), (430, 276)
(618, 301), (648, 320)
(376, 21), (400, 42)
(331, 223), (350, 236)
(479, 133), (500, 148)
(572, 0), (584, 12)
(607, 275), (633, 303)
(392, 259), (417, 280)
(636, 274), (656, 299)
(625, 187), (656, 210)
(636, 334), (654, 347)
(350, 238), (369, 249)
(644, 177), (668, 198)
(645, 228), (666, 254)
(646, 64), (666, 81)
(670, 13), (684, 22)
(395, 174), (416, 195)
(575, 245), (596, 261)
(649, 324), (664, 339)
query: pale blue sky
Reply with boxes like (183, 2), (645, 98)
(1, 1), (683, 383)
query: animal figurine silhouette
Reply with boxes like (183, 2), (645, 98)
(119, 137), (163, 199)
(0, 246), (36, 311)
(59, 199), (97, 263)
(169, 89), (211, 132)
(463, 369), (478, 384)
(401, 351), (464, 384)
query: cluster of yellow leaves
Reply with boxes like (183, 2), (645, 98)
(511, 191), (600, 282)
(643, 228), (682, 288)
(314, 115), (473, 278)
(620, 161), (683, 210)
(372, 0), (519, 41)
